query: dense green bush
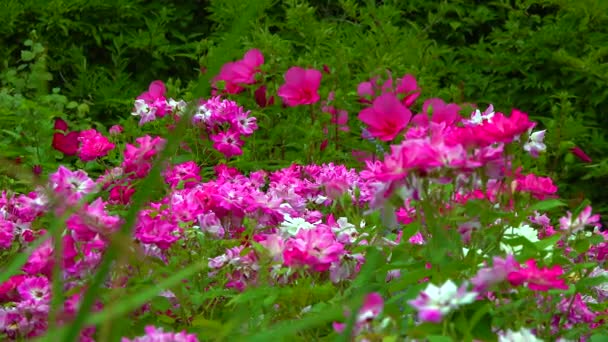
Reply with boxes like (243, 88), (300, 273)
(1, 0), (607, 210)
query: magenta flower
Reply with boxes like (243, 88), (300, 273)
(570, 146), (592, 163)
(109, 125), (124, 135)
(163, 161), (201, 189)
(134, 213), (181, 250)
(283, 226), (344, 272)
(559, 206), (601, 234)
(122, 135), (166, 178)
(395, 74), (421, 107)
(358, 93), (412, 142)
(132, 80), (170, 125)
(137, 80), (169, 115)
(471, 254), (519, 292)
(0, 217), (15, 249)
(333, 292), (384, 335)
(411, 98), (461, 127)
(48, 166), (97, 206)
(515, 173), (558, 200)
(17, 276), (50, 303)
(213, 49), (264, 94)
(210, 131), (244, 158)
(479, 109), (535, 144)
(122, 325), (198, 342)
(507, 259), (569, 291)
(277, 66), (322, 106)
(77, 129), (115, 161)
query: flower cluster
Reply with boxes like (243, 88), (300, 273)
(2, 49), (607, 341)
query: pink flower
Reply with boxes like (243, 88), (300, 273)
(411, 98), (461, 127)
(283, 226), (344, 272)
(471, 254), (519, 292)
(122, 325), (199, 342)
(277, 67), (322, 106)
(515, 173), (558, 200)
(570, 146), (592, 163)
(122, 136), (166, 179)
(108, 184), (135, 205)
(395, 74), (421, 107)
(17, 276), (50, 303)
(358, 93), (412, 141)
(0, 275), (27, 301)
(479, 109), (535, 144)
(559, 206), (601, 234)
(138, 81), (169, 115)
(0, 217), (15, 249)
(507, 259), (569, 291)
(48, 166), (97, 208)
(77, 129), (115, 161)
(109, 125), (124, 135)
(134, 213), (181, 250)
(322, 106), (349, 132)
(163, 161), (201, 189)
(210, 131), (244, 158)
(333, 292), (384, 335)
(213, 49), (264, 94)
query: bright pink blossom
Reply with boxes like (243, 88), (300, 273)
(122, 325), (199, 342)
(507, 259), (569, 291)
(411, 98), (461, 126)
(210, 131), (244, 158)
(0, 217), (14, 249)
(479, 109), (535, 144)
(516, 173), (558, 200)
(277, 67), (322, 106)
(283, 226), (344, 272)
(213, 49), (264, 94)
(77, 129), (115, 161)
(163, 161), (201, 189)
(358, 93), (412, 141)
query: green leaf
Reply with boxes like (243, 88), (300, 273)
(21, 50), (35, 61)
(528, 199), (567, 212)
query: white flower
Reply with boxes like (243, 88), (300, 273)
(167, 98), (187, 114)
(523, 130), (547, 158)
(279, 214), (316, 236)
(498, 328), (543, 342)
(465, 104), (495, 126)
(132, 99), (157, 125)
(424, 280), (477, 308)
(500, 223), (551, 255)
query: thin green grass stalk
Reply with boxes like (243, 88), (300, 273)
(57, 1), (270, 340)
